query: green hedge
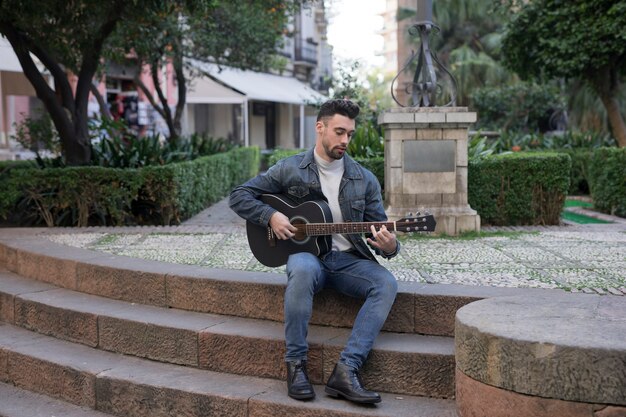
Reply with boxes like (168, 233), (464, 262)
(0, 147), (259, 227)
(589, 147), (626, 217)
(525, 148), (592, 195)
(468, 152), (571, 225)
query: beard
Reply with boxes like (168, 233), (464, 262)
(322, 141), (346, 160)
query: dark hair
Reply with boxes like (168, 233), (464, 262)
(316, 99), (360, 122)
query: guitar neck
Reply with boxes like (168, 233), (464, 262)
(303, 221), (396, 236)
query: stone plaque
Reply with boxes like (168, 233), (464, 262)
(403, 140), (456, 172)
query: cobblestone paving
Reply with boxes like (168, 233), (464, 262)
(46, 227), (626, 294)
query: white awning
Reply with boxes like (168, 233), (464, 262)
(189, 60), (327, 105)
(186, 73), (246, 104)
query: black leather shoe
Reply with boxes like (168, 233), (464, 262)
(325, 362), (381, 404)
(286, 360), (315, 400)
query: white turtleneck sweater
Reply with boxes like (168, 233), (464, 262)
(314, 150), (353, 252)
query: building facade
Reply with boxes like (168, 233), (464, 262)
(185, 1), (332, 151)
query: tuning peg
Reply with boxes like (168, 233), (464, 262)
(407, 212), (413, 217)
(425, 211), (431, 215)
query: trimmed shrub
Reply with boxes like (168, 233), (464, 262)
(468, 152), (571, 225)
(589, 147), (626, 217)
(4, 166), (143, 227)
(0, 147), (259, 227)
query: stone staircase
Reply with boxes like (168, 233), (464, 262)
(0, 231), (552, 417)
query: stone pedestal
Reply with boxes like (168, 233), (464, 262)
(378, 107), (480, 236)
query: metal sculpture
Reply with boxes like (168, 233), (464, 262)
(391, 0), (458, 107)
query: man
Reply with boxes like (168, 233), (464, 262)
(229, 99), (399, 404)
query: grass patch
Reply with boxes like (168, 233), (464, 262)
(561, 211), (611, 224)
(564, 199), (594, 208)
(562, 198), (612, 224)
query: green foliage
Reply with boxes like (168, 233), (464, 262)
(0, 147), (259, 227)
(589, 148), (626, 217)
(4, 167), (143, 227)
(11, 112), (64, 168)
(470, 131), (614, 195)
(468, 152), (571, 225)
(468, 134), (497, 161)
(347, 121), (384, 158)
(471, 82), (565, 132)
(502, 0), (626, 81)
(327, 61), (378, 126)
(481, 130), (616, 154)
(90, 118), (235, 169)
(501, 0), (626, 146)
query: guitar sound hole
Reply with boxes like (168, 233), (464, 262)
(291, 218), (308, 242)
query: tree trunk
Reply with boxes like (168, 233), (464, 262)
(172, 39), (186, 140)
(599, 95), (626, 148)
(150, 62), (178, 141)
(90, 83), (112, 120)
(590, 65), (626, 148)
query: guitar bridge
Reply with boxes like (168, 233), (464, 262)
(267, 227), (277, 247)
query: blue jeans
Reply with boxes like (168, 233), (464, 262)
(284, 250), (398, 370)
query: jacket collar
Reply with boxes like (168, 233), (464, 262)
(300, 147), (363, 180)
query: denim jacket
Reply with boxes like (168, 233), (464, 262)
(229, 148), (400, 262)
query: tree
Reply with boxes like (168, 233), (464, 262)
(0, 0), (304, 165)
(501, 0), (626, 147)
(0, 0), (143, 165)
(107, 1), (300, 141)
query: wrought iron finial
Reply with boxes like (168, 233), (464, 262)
(391, 0), (457, 108)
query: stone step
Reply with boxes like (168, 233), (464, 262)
(0, 324), (459, 417)
(0, 382), (115, 417)
(0, 270), (455, 398)
(0, 232), (549, 337)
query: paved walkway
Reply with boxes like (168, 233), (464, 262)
(38, 197), (626, 295)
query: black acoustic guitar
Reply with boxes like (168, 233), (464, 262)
(246, 194), (436, 267)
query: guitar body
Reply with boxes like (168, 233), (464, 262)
(246, 194), (333, 267)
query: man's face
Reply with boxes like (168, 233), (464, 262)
(315, 114), (356, 161)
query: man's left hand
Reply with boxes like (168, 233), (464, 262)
(367, 225), (397, 255)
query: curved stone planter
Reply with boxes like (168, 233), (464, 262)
(455, 294), (626, 417)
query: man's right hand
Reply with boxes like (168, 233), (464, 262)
(269, 212), (297, 240)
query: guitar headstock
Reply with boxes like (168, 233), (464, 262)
(396, 213), (436, 232)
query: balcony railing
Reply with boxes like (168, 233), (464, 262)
(294, 39), (318, 66)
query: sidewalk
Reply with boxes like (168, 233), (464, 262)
(37, 197), (626, 296)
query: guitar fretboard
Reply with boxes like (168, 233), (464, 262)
(302, 222), (395, 236)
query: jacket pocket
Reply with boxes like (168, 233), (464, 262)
(350, 199), (366, 221)
(287, 185), (310, 199)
